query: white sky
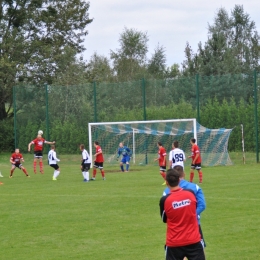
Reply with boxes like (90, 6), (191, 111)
(83, 0), (260, 67)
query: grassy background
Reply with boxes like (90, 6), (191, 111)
(0, 152), (260, 260)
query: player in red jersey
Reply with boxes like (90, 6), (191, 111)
(28, 134), (55, 174)
(91, 141), (105, 180)
(188, 138), (203, 183)
(159, 168), (205, 260)
(9, 148), (30, 178)
(154, 142), (167, 185)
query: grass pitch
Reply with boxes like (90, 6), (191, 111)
(0, 152), (260, 260)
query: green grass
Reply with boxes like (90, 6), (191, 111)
(0, 152), (260, 260)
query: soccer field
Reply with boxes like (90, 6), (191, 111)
(0, 152), (260, 260)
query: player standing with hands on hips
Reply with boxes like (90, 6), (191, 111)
(48, 145), (60, 181)
(28, 131), (55, 174)
(117, 142), (132, 172)
(188, 138), (203, 183)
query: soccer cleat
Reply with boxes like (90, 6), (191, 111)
(26, 175), (30, 177)
(52, 177), (57, 181)
(0, 172), (3, 177)
(102, 177), (106, 180)
(83, 179), (89, 182)
(9, 175), (13, 178)
(90, 178), (95, 181)
(40, 170), (44, 174)
(162, 181), (166, 185)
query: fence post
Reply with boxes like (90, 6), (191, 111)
(93, 81), (97, 122)
(13, 86), (17, 149)
(254, 69), (259, 163)
(142, 78), (147, 121)
(196, 74), (200, 123)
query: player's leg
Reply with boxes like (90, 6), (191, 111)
(196, 164), (203, 183)
(33, 156), (37, 173)
(190, 165), (195, 182)
(120, 160), (124, 172)
(125, 156), (130, 172)
(183, 242), (205, 260)
(85, 163), (90, 181)
(39, 156), (44, 174)
(52, 164), (60, 180)
(10, 164), (15, 178)
(100, 163), (105, 180)
(165, 246), (184, 260)
(20, 165), (29, 177)
(160, 166), (166, 185)
(91, 162), (97, 180)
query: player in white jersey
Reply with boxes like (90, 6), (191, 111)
(79, 144), (92, 182)
(48, 145), (60, 181)
(168, 141), (186, 169)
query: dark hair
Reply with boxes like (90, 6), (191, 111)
(173, 165), (184, 178)
(80, 144), (85, 149)
(157, 141), (162, 146)
(94, 141), (99, 145)
(173, 141), (179, 148)
(165, 169), (180, 187)
(51, 145), (55, 149)
(191, 138), (196, 144)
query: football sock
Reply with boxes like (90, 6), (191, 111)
(199, 171), (203, 183)
(22, 168), (28, 175)
(82, 171), (86, 179)
(126, 164), (129, 171)
(54, 170), (60, 178)
(160, 171), (166, 180)
(120, 165), (124, 172)
(39, 162), (43, 173)
(93, 169), (97, 178)
(190, 172), (194, 182)
(10, 169), (14, 176)
(101, 170), (105, 178)
(33, 161), (37, 172)
(86, 171), (89, 181)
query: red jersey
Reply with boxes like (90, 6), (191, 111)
(160, 188), (201, 247)
(191, 144), (202, 164)
(95, 145), (104, 163)
(11, 153), (24, 164)
(158, 146), (166, 166)
(31, 138), (46, 151)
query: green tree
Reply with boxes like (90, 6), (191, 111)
(0, 0), (93, 120)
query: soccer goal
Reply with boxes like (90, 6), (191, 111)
(88, 119), (233, 167)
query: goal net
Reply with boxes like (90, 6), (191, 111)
(88, 119), (233, 167)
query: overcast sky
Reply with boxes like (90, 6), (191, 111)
(83, 0), (260, 67)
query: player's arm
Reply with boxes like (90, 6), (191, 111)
(53, 152), (60, 162)
(10, 157), (15, 164)
(163, 154), (166, 166)
(193, 152), (199, 164)
(168, 151), (172, 168)
(28, 141), (33, 151)
(45, 140), (56, 145)
(116, 148), (121, 159)
(195, 187), (206, 216)
(126, 147), (132, 157)
(159, 195), (168, 223)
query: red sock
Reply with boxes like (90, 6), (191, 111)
(10, 169), (14, 176)
(22, 168), (28, 176)
(33, 161), (37, 173)
(160, 171), (166, 180)
(199, 171), (203, 183)
(190, 172), (194, 182)
(101, 170), (105, 178)
(93, 169), (97, 178)
(39, 162), (43, 173)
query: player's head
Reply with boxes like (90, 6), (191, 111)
(51, 145), (55, 150)
(173, 141), (179, 148)
(119, 142), (123, 147)
(79, 144), (85, 151)
(166, 168), (180, 188)
(94, 141), (99, 147)
(157, 142), (162, 147)
(15, 148), (20, 154)
(37, 134), (42, 139)
(190, 138), (196, 144)
(173, 165), (185, 178)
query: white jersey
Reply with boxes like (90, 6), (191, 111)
(82, 149), (91, 164)
(48, 150), (60, 165)
(169, 148), (186, 168)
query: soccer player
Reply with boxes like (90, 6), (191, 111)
(48, 145), (60, 181)
(117, 142), (132, 172)
(154, 142), (167, 185)
(91, 141), (105, 180)
(80, 144), (91, 182)
(28, 134), (55, 174)
(163, 165), (206, 249)
(9, 148), (30, 178)
(159, 168), (205, 260)
(188, 138), (203, 183)
(168, 141), (186, 169)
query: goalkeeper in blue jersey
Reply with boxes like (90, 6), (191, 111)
(117, 142), (132, 172)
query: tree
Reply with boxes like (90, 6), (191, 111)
(0, 0), (93, 120)
(110, 27), (148, 81)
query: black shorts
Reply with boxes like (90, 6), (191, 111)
(50, 164), (59, 170)
(81, 163), (91, 172)
(160, 166), (166, 172)
(191, 163), (201, 170)
(199, 225), (206, 248)
(13, 163), (22, 169)
(94, 161), (103, 169)
(34, 151), (43, 158)
(166, 242), (205, 260)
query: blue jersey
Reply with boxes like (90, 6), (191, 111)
(163, 179), (206, 223)
(117, 146), (132, 158)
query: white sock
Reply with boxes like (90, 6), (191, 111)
(86, 171), (89, 181)
(82, 171), (86, 179)
(55, 170), (60, 178)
